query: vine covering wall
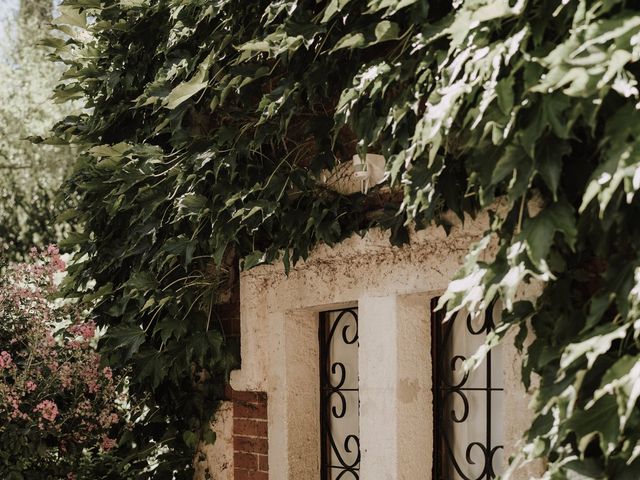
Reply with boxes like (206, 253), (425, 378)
(50, 0), (640, 478)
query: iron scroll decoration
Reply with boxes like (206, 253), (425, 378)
(431, 298), (504, 480)
(319, 308), (360, 480)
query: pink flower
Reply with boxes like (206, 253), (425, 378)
(69, 321), (96, 341)
(6, 394), (25, 420)
(25, 381), (37, 392)
(52, 256), (66, 271)
(86, 379), (99, 394)
(59, 364), (73, 389)
(34, 400), (58, 422)
(79, 322), (95, 340)
(100, 436), (117, 451)
(0, 351), (12, 369)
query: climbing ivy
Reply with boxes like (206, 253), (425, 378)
(49, 0), (640, 478)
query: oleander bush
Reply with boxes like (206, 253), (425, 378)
(0, 246), (128, 479)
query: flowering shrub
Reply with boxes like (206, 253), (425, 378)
(0, 246), (124, 478)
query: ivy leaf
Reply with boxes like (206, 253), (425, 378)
(321, 0), (353, 23)
(331, 21), (400, 52)
(374, 21), (400, 43)
(566, 395), (620, 455)
(520, 200), (576, 268)
(177, 193), (208, 218)
(125, 271), (157, 292)
(560, 323), (629, 372)
(332, 32), (366, 51)
(164, 57), (212, 109)
(182, 431), (198, 449)
(495, 76), (514, 115)
(137, 349), (168, 389)
(263, 0), (298, 26)
(103, 324), (147, 360)
(364, 0), (418, 16)
(537, 140), (570, 201)
(154, 316), (188, 343)
(491, 145), (527, 185)
(243, 250), (265, 270)
(591, 354), (640, 430)
(165, 79), (208, 110)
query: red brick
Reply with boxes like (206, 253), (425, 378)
(234, 418), (268, 437)
(224, 384), (234, 400)
(234, 400), (268, 420)
(258, 454), (269, 472)
(234, 469), (269, 480)
(234, 452), (258, 470)
(234, 435), (268, 455)
(232, 391), (267, 403)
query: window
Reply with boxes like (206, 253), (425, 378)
(431, 298), (504, 480)
(319, 307), (360, 480)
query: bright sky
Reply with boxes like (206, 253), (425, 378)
(0, 0), (19, 23)
(0, 0), (20, 46)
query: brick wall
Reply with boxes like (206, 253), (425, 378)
(230, 390), (269, 480)
(216, 302), (241, 339)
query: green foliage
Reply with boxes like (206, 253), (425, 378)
(0, 8), (77, 259)
(50, 0), (640, 477)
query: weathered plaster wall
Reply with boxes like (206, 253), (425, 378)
(194, 401), (233, 480)
(232, 218), (485, 392)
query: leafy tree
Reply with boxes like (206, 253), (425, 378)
(0, 1), (76, 259)
(49, 0), (640, 478)
(20, 0), (52, 22)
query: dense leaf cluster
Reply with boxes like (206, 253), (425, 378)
(51, 0), (640, 477)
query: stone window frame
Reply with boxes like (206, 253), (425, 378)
(230, 220), (538, 480)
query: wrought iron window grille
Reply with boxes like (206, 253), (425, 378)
(319, 307), (360, 480)
(431, 298), (504, 480)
